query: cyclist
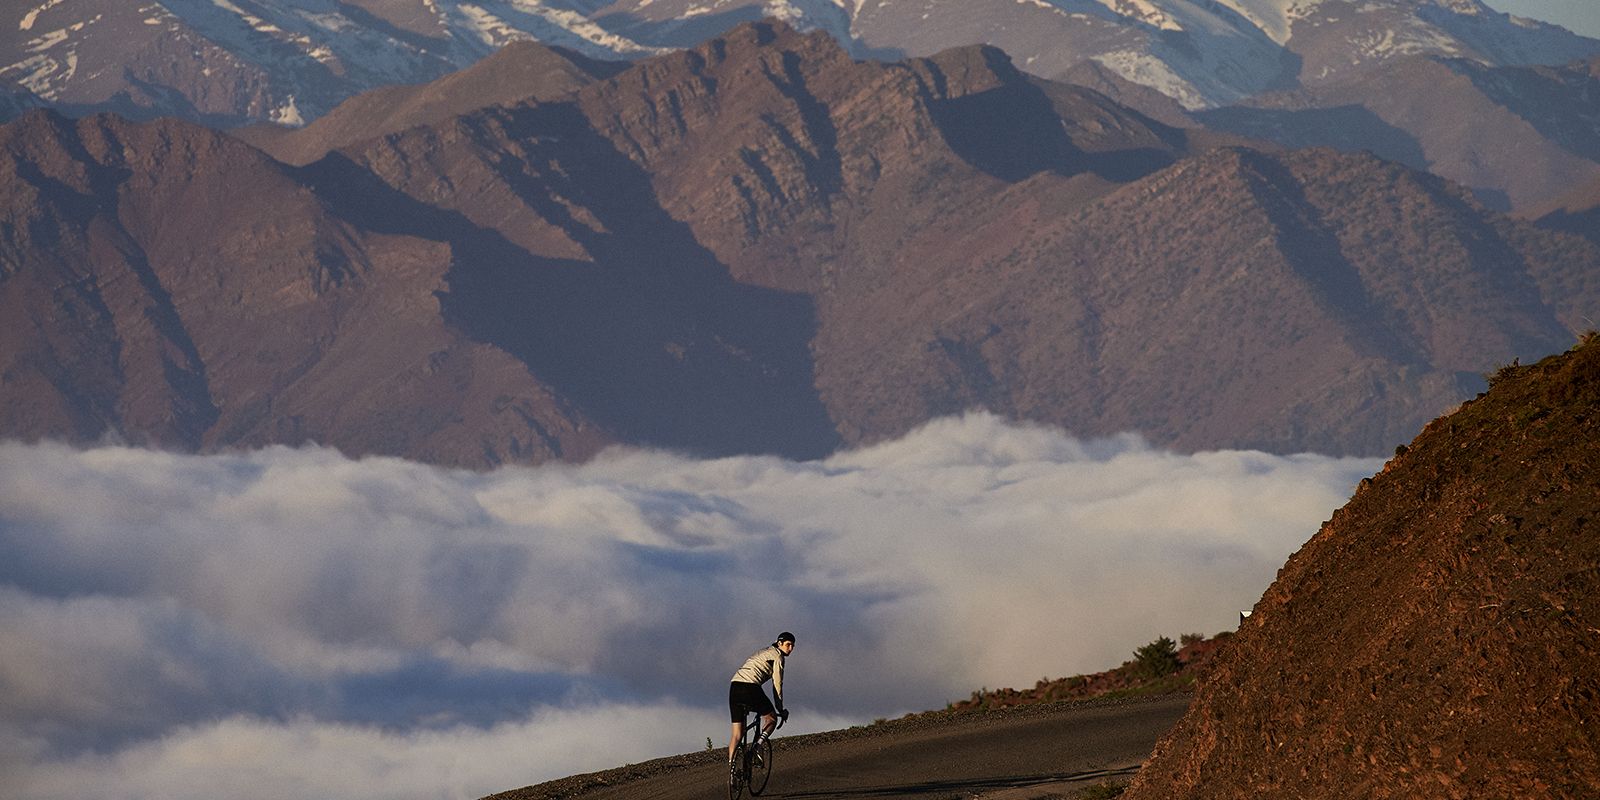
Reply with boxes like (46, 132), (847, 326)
(727, 631), (795, 771)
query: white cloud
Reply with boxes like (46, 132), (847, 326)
(12, 703), (794, 800)
(0, 415), (1382, 800)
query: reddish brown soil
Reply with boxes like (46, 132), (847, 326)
(1124, 337), (1600, 799)
(950, 636), (1225, 712)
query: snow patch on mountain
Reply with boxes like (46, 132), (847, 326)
(4, 15), (94, 98)
(466, 1), (661, 56)
(6, 56), (53, 97)
(1213, 0), (1324, 44)
(1016, 0), (1069, 14)
(14, 5), (37, 30)
(1012, 0), (1116, 28)
(456, 3), (523, 47)
(1085, 0), (1295, 108)
(209, 0), (293, 41)
(3, 0), (1597, 124)
(18, 0), (69, 32)
(1094, 49), (1208, 107)
(1096, 0), (1183, 31)
(753, 0), (856, 43)
(272, 95), (305, 126)
(1355, 15), (1466, 61)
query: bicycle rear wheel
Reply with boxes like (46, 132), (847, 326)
(748, 736), (773, 796)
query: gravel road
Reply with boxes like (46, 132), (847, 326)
(486, 694), (1190, 800)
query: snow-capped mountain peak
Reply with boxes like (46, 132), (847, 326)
(1, 0), (1595, 126)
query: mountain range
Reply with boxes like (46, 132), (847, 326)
(6, 1), (1598, 214)
(6, 0), (1594, 120)
(1194, 52), (1600, 212)
(2, 20), (1595, 466)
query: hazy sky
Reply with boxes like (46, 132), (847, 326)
(0, 415), (1383, 800)
(1483, 0), (1600, 38)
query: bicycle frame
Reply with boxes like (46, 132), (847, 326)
(731, 706), (784, 799)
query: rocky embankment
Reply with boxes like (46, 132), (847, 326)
(1125, 336), (1600, 799)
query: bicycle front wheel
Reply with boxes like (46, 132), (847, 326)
(748, 737), (773, 796)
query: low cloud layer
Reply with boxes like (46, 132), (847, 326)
(0, 414), (1382, 799)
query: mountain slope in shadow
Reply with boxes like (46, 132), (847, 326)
(2, 20), (1598, 465)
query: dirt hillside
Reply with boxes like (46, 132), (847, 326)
(1123, 336), (1600, 799)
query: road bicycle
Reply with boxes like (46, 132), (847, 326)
(729, 707), (785, 799)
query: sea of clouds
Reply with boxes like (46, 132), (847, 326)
(0, 413), (1383, 800)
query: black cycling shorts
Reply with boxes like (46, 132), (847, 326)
(728, 681), (776, 723)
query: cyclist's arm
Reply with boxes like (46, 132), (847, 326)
(772, 653), (784, 710)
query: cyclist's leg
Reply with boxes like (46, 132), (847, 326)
(742, 711), (758, 765)
(748, 717), (775, 796)
(747, 689), (777, 742)
(728, 682), (762, 764)
(727, 719), (743, 764)
(728, 683), (749, 765)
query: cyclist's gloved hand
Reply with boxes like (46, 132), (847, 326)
(779, 708), (790, 722)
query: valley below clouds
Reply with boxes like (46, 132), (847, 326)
(0, 414), (1382, 800)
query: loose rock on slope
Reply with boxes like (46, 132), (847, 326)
(1123, 336), (1600, 799)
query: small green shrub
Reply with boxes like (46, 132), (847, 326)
(1132, 636), (1180, 679)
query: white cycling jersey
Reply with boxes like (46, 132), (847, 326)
(730, 644), (786, 705)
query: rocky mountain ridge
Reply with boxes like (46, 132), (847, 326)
(2, 21), (1595, 466)
(0, 108), (623, 464)
(4, 0), (1594, 128)
(233, 40), (629, 167)
(9, 2), (1599, 214)
(1195, 52), (1600, 212)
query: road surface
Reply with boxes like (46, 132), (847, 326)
(487, 694), (1190, 800)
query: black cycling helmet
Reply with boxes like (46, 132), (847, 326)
(777, 631), (796, 645)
